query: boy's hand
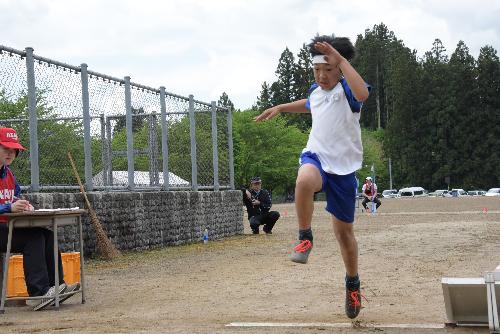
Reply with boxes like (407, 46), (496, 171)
(314, 42), (345, 67)
(11, 200), (34, 212)
(254, 105), (281, 122)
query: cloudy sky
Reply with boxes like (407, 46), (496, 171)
(2, 0), (499, 109)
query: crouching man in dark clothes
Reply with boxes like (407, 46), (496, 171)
(242, 177), (280, 234)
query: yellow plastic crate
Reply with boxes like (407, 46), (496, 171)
(6, 255), (27, 297)
(61, 252), (81, 285)
(6, 252), (81, 297)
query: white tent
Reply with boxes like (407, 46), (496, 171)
(93, 170), (190, 187)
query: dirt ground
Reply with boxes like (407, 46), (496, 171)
(1, 197), (499, 334)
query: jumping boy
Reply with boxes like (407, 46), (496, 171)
(0, 127), (79, 311)
(255, 34), (370, 319)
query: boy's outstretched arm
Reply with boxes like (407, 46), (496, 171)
(314, 42), (369, 102)
(254, 99), (308, 122)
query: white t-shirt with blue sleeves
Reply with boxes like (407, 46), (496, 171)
(303, 79), (369, 175)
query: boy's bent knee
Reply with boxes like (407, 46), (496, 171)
(296, 168), (322, 193)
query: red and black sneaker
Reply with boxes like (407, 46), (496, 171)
(345, 286), (365, 319)
(290, 239), (313, 264)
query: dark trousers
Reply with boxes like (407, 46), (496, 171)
(0, 225), (65, 296)
(362, 197), (381, 210)
(249, 211), (280, 234)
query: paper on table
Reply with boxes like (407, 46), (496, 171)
(35, 207), (80, 212)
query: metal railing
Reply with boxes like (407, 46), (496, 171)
(0, 45), (234, 192)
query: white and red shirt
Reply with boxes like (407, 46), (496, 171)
(362, 182), (377, 196)
(0, 166), (20, 224)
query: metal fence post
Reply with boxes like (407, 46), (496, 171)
(227, 106), (235, 190)
(99, 114), (108, 186)
(124, 76), (135, 190)
(159, 87), (169, 191)
(188, 95), (198, 191)
(25, 47), (39, 192)
(211, 102), (219, 191)
(105, 116), (113, 185)
(148, 111), (158, 186)
(80, 63), (93, 190)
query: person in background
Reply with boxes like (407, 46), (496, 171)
(242, 177), (280, 234)
(0, 127), (79, 311)
(361, 176), (381, 211)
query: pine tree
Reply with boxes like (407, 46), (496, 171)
(255, 81), (273, 111)
(410, 39), (451, 190)
(273, 47), (295, 105)
(447, 41), (478, 189)
(384, 45), (422, 188)
(218, 92), (235, 110)
(475, 46), (500, 187)
(293, 43), (314, 100)
(353, 23), (398, 130)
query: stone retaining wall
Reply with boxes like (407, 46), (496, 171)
(24, 191), (244, 257)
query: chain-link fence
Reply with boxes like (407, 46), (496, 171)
(0, 45), (234, 192)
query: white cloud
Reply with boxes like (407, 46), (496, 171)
(1, 0), (499, 109)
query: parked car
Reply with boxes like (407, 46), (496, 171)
(429, 189), (450, 197)
(382, 189), (399, 198)
(450, 189), (468, 197)
(485, 188), (500, 197)
(398, 187), (428, 197)
(468, 190), (486, 196)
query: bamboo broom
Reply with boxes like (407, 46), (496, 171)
(68, 152), (120, 260)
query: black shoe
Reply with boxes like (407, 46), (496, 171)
(263, 227), (272, 234)
(345, 286), (363, 319)
(252, 228), (259, 234)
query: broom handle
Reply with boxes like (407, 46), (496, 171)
(67, 152), (94, 213)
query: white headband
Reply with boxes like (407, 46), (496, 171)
(312, 55), (328, 64)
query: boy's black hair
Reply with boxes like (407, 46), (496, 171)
(308, 34), (356, 61)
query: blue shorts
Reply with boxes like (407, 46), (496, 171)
(300, 151), (357, 223)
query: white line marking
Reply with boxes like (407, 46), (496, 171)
(226, 322), (445, 329)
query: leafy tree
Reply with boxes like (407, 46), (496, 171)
(358, 129), (389, 191)
(0, 90), (103, 188)
(232, 110), (308, 197)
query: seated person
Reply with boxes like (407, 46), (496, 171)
(361, 176), (381, 211)
(242, 177), (280, 234)
(0, 127), (79, 311)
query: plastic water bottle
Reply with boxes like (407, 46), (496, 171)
(203, 228), (209, 244)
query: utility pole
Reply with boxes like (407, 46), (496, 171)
(389, 158), (393, 190)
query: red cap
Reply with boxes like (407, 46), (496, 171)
(0, 128), (26, 151)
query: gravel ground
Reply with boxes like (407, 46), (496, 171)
(1, 196), (498, 334)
